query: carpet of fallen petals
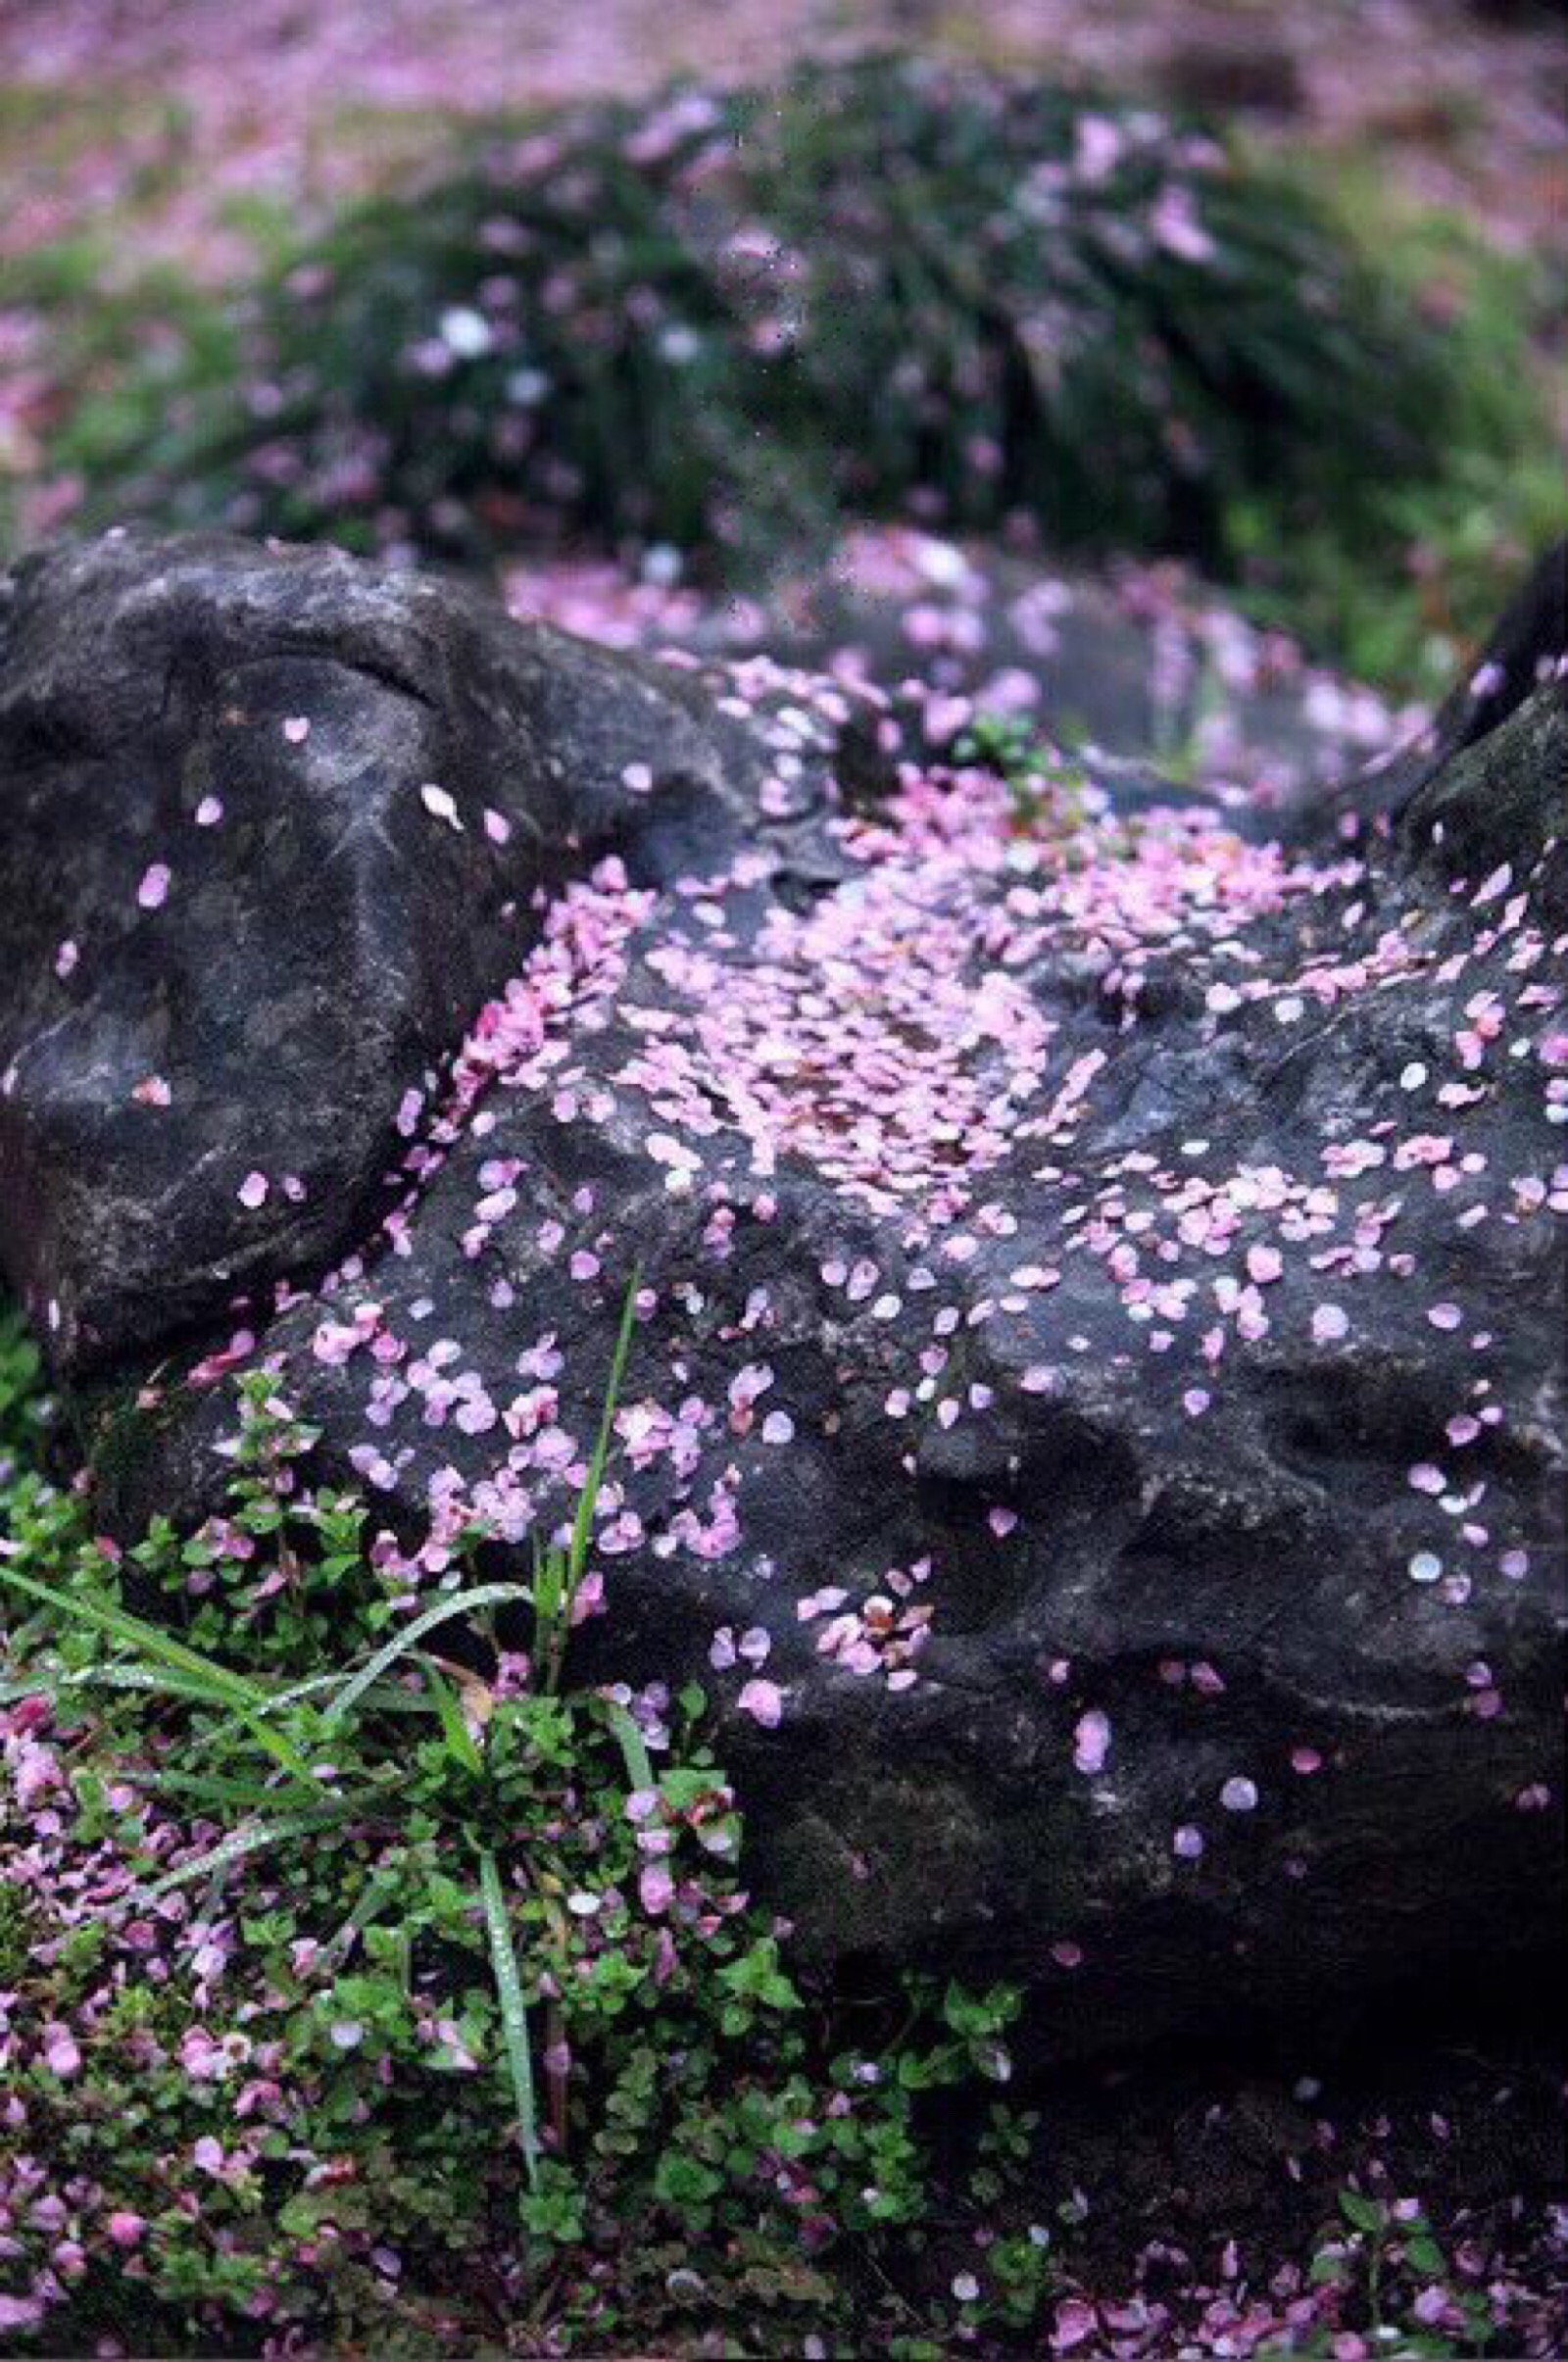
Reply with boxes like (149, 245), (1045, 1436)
(148, 560), (1562, 1723)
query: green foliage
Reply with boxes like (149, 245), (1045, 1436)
(0, 1302), (44, 1475)
(0, 1293), (1044, 2354)
(46, 56), (1515, 625)
(954, 711), (1095, 826)
(1223, 158), (1565, 699)
(1295, 2190), (1504, 2356)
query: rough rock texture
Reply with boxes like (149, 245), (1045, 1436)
(0, 530), (885, 1373)
(3, 530), (1564, 2053)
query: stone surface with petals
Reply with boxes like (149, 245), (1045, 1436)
(0, 529), (887, 1371)
(3, 529), (1563, 2050)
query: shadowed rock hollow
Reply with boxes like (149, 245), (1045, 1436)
(1, 528), (1563, 2057)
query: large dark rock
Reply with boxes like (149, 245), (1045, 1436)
(3, 530), (1563, 2054)
(0, 530), (887, 1374)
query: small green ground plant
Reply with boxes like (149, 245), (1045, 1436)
(1290, 2191), (1504, 2359)
(0, 1292), (1037, 2354)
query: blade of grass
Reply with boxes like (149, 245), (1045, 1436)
(0, 1660), (244, 1708)
(422, 1658), (483, 1775)
(478, 1846), (541, 2192)
(138, 1798), (372, 1901)
(531, 1533), (562, 1634)
(190, 1669), (445, 1770)
(215, 1668), (445, 1724)
(216, 1704), (318, 1783)
(196, 1856), (235, 1931)
(59, 1657), (320, 1780)
(324, 1863), (402, 1965)
(0, 1561), (318, 1778)
(565, 1268), (641, 1594)
(320, 1582), (531, 1732)
(0, 1561), (270, 1706)
(531, 1542), (565, 1686)
(122, 1765), (318, 1811)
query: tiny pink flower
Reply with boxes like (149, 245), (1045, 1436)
(737, 1678), (784, 1728)
(43, 2024), (80, 2077)
(639, 1863), (674, 1914)
(1073, 1708), (1111, 1775)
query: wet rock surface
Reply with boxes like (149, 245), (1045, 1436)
(2, 530), (1563, 2047)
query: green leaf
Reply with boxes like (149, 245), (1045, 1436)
(606, 1700), (656, 1795)
(564, 1266), (641, 1596)
(478, 1848), (541, 2191)
(942, 1980), (1021, 2040)
(1339, 2189), (1385, 2236)
(422, 1658), (483, 1775)
(1404, 2236), (1446, 2278)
